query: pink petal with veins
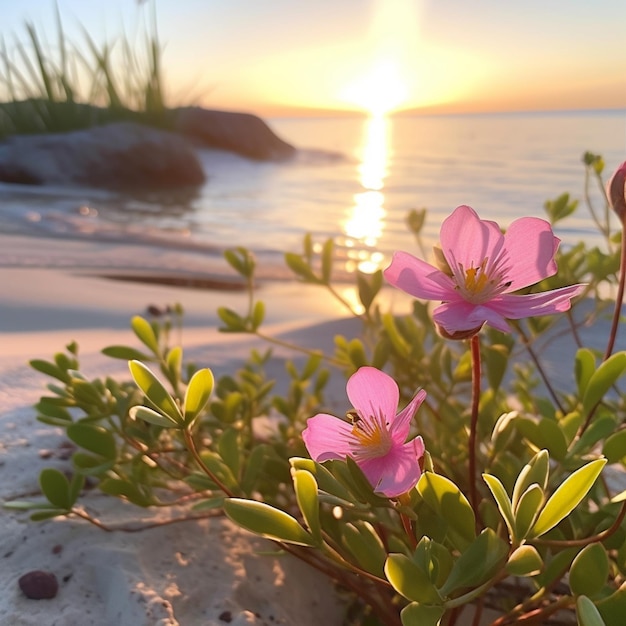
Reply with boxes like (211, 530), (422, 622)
(503, 217), (560, 290)
(302, 413), (354, 462)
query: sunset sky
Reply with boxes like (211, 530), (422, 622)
(3, 0), (626, 117)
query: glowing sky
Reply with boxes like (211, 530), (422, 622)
(2, 0), (625, 116)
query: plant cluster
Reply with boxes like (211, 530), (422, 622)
(7, 154), (626, 626)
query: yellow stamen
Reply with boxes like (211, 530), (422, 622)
(351, 413), (392, 460)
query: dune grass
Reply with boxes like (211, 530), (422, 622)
(0, 0), (170, 138)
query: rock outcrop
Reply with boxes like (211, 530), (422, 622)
(0, 101), (297, 190)
(173, 107), (295, 161)
(0, 122), (206, 190)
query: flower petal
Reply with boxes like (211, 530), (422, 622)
(359, 437), (425, 498)
(503, 217), (560, 290)
(302, 413), (354, 462)
(346, 366), (399, 424)
(433, 300), (510, 334)
(384, 251), (455, 301)
(391, 389), (427, 442)
(488, 284), (586, 320)
(440, 205), (504, 270)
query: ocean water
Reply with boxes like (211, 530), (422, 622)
(0, 110), (624, 280)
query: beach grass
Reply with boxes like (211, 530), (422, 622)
(0, 0), (170, 138)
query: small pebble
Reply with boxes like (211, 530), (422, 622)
(18, 570), (59, 599)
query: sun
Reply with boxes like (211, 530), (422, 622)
(339, 58), (410, 116)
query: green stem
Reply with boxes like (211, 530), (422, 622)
(326, 282), (365, 319)
(581, 223), (626, 435)
(254, 330), (344, 367)
(183, 428), (235, 497)
(512, 321), (564, 414)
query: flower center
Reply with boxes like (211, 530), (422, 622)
(350, 411), (392, 461)
(453, 256), (511, 304)
(463, 262), (490, 295)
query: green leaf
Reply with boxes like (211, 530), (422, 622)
(384, 554), (442, 604)
(570, 415), (618, 457)
(483, 473), (516, 540)
(99, 479), (153, 507)
(129, 405), (179, 428)
(289, 458), (353, 502)
(417, 472), (476, 551)
(412, 537), (454, 589)
(183, 368), (214, 425)
(224, 248), (255, 277)
(29, 359), (70, 383)
(293, 470), (321, 541)
(515, 418), (567, 462)
(131, 315), (160, 355)
(31, 510), (69, 521)
(217, 307), (248, 331)
(129, 360), (183, 425)
(400, 603), (445, 626)
(68, 473), (84, 506)
(321, 238), (333, 283)
(596, 582), (626, 626)
(39, 468), (71, 510)
(603, 429), (626, 464)
(223, 498), (315, 547)
(514, 484), (544, 540)
(166, 346), (183, 382)
(34, 400), (73, 426)
(67, 423), (116, 459)
(284, 252), (320, 283)
(506, 545), (544, 577)
(530, 459), (607, 537)
(439, 529), (508, 597)
(357, 269), (382, 312)
(575, 348), (596, 397)
(577, 596), (607, 626)
(341, 521), (386, 577)
(570, 543), (610, 598)
(347, 339), (367, 368)
(582, 352), (626, 415)
(544, 192), (578, 224)
(218, 427), (241, 478)
(251, 300), (265, 330)
(101, 345), (152, 361)
(72, 452), (115, 476)
(512, 449), (550, 508)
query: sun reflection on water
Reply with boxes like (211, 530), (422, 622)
(342, 115), (389, 273)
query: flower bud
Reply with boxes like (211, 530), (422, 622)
(436, 323), (483, 341)
(607, 161), (626, 223)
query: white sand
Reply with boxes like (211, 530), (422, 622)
(0, 253), (355, 626)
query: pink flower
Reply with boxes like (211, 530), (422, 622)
(384, 205), (585, 336)
(302, 366), (426, 498)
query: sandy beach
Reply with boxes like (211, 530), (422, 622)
(0, 233), (360, 626)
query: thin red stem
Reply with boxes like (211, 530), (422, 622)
(469, 334), (481, 519)
(603, 224), (626, 361)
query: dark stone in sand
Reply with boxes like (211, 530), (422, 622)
(18, 570), (59, 599)
(0, 122), (206, 190)
(173, 107), (296, 161)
